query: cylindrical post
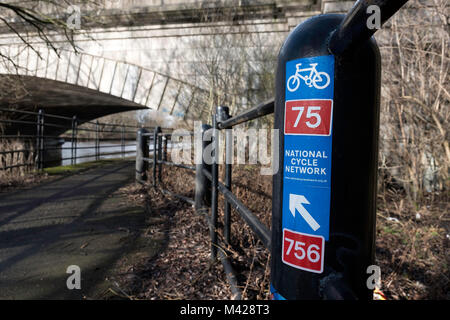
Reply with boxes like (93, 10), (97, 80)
(210, 112), (219, 261)
(195, 123), (212, 212)
(163, 135), (168, 162)
(270, 4), (389, 299)
(157, 131), (163, 182)
(152, 126), (161, 187)
(217, 106), (232, 245)
(71, 115), (78, 165)
(136, 128), (149, 183)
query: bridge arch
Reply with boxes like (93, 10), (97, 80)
(0, 46), (211, 124)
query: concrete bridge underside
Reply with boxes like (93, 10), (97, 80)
(0, 75), (145, 136)
(0, 46), (208, 136)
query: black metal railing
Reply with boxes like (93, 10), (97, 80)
(136, 127), (196, 202)
(0, 108), (139, 172)
(135, 99), (274, 299)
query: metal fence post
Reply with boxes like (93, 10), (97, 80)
(157, 130), (163, 182)
(35, 111), (41, 170)
(163, 135), (168, 162)
(217, 106), (232, 245)
(40, 110), (45, 170)
(136, 128), (149, 183)
(195, 123), (212, 212)
(210, 110), (219, 261)
(95, 120), (99, 161)
(153, 126), (161, 187)
(121, 125), (125, 158)
(35, 109), (44, 170)
(71, 115), (78, 165)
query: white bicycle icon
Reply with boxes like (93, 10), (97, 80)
(287, 63), (330, 92)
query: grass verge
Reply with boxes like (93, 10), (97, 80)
(0, 158), (131, 192)
(43, 159), (125, 175)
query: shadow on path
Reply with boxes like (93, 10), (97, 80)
(0, 160), (153, 299)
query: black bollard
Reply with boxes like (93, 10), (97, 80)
(270, 0), (409, 300)
(136, 128), (149, 183)
(195, 123), (212, 211)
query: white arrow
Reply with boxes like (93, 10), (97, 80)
(289, 194), (320, 231)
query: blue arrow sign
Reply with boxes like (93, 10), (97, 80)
(282, 55), (334, 241)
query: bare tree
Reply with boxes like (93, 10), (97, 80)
(0, 1), (101, 105)
(188, 2), (281, 124)
(0, 1), (101, 59)
(378, 0), (449, 200)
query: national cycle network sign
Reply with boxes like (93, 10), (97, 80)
(282, 54), (334, 274)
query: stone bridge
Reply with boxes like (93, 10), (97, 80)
(0, 0), (352, 132)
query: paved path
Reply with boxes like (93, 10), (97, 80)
(0, 160), (149, 299)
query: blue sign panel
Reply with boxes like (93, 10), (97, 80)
(282, 55), (334, 246)
(270, 283), (286, 300)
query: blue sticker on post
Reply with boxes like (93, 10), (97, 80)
(270, 283), (286, 300)
(282, 55), (334, 274)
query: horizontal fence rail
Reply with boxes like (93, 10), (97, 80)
(136, 126), (196, 205)
(217, 99), (274, 130)
(202, 168), (271, 250)
(0, 108), (140, 172)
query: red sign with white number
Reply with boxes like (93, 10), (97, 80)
(282, 228), (324, 273)
(285, 99), (333, 135)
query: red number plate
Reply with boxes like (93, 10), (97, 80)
(284, 99), (333, 136)
(282, 228), (324, 273)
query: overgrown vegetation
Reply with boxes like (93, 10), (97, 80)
(378, 0), (449, 202)
(376, 186), (449, 299)
(0, 139), (36, 190)
(43, 158), (122, 175)
(115, 163), (447, 300)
